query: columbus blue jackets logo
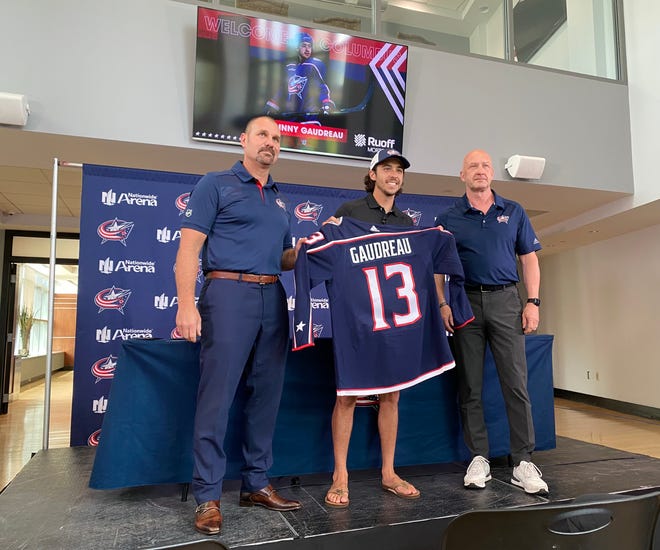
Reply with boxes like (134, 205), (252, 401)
(312, 323), (324, 338)
(294, 201), (324, 225)
(97, 218), (134, 246)
(170, 327), (183, 339)
(94, 286), (132, 314)
(402, 208), (422, 226)
(175, 193), (190, 215)
(87, 429), (101, 447)
(91, 355), (117, 382)
(288, 75), (308, 99)
(497, 215), (510, 224)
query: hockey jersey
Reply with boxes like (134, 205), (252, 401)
(293, 217), (474, 396)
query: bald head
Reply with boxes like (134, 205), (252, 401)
(460, 149), (494, 193)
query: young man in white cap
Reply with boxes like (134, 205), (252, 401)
(323, 149), (419, 508)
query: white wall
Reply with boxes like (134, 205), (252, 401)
(0, 0), (633, 194)
(541, 224), (660, 408)
(539, 0), (660, 408)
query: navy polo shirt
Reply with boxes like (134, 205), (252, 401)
(334, 194), (413, 226)
(434, 192), (541, 286)
(181, 161), (292, 275)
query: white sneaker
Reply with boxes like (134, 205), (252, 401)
(464, 455), (491, 489)
(511, 461), (549, 495)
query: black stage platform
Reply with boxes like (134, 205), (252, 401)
(2, 437), (659, 549)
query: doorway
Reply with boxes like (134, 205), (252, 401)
(0, 231), (79, 415)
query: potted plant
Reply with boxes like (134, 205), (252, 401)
(17, 306), (35, 357)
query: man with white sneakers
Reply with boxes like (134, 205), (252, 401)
(434, 149), (548, 496)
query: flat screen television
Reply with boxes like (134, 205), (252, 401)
(192, 7), (408, 160)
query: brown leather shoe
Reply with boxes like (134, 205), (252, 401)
(194, 500), (222, 535)
(239, 484), (302, 511)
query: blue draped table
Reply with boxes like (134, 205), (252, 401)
(89, 335), (555, 489)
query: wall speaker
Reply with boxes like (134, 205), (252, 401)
(0, 92), (30, 126)
(505, 155), (545, 180)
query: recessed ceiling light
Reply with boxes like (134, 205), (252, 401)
(588, 229), (600, 233)
(480, 6), (490, 14)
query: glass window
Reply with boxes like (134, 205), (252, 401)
(185, 0), (621, 80)
(383, 0), (507, 59)
(14, 264), (79, 358)
(513, 0), (618, 79)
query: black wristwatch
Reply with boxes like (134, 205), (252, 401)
(527, 298), (541, 307)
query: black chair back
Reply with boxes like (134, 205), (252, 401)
(441, 490), (660, 550)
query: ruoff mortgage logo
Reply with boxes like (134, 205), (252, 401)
(294, 201), (324, 225)
(366, 137), (397, 154)
(94, 286), (132, 314)
(97, 218), (134, 246)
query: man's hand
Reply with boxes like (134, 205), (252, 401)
(440, 303), (454, 333)
(522, 303), (539, 334)
(281, 237), (308, 270)
(176, 305), (201, 343)
(322, 216), (340, 226)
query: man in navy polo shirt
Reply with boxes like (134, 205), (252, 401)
(175, 116), (303, 535)
(434, 149), (548, 496)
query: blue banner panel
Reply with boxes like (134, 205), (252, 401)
(72, 164), (455, 447)
(89, 335), (554, 488)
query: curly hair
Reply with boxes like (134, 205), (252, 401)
(363, 172), (375, 193)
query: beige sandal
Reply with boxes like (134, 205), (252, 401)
(324, 486), (350, 508)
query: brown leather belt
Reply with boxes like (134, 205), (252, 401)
(205, 270), (279, 285)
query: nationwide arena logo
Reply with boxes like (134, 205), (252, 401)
(287, 296), (330, 311)
(95, 326), (154, 343)
(101, 189), (158, 207)
(97, 218), (134, 246)
(156, 226), (182, 244)
(175, 193), (190, 215)
(98, 257), (156, 275)
(91, 354), (117, 382)
(402, 208), (422, 226)
(94, 286), (132, 314)
(294, 201), (324, 225)
(87, 429), (101, 447)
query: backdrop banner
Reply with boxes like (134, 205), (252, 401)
(71, 164), (455, 446)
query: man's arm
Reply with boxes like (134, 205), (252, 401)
(519, 251), (540, 334)
(434, 273), (454, 333)
(175, 228), (207, 343)
(281, 237), (306, 271)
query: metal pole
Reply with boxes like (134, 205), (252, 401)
(43, 158), (60, 449)
(42, 159), (82, 449)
